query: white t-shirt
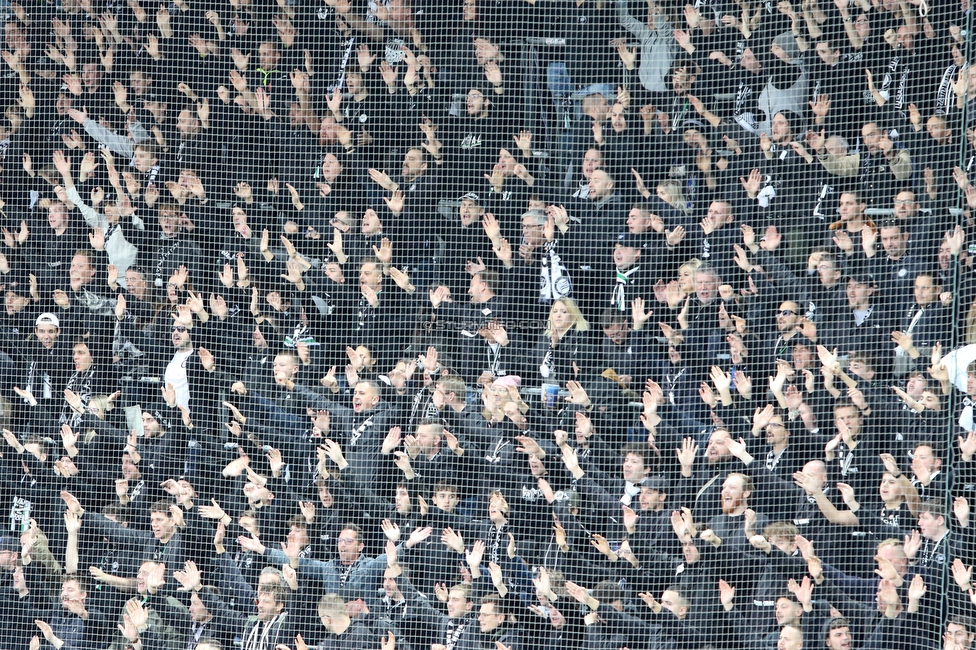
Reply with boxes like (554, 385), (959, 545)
(164, 348), (194, 410)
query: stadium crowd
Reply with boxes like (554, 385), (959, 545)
(0, 0), (976, 648)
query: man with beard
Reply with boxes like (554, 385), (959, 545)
(701, 472), (769, 604)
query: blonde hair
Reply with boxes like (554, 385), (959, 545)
(657, 179), (691, 215)
(545, 298), (590, 337)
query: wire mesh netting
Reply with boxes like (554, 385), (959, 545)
(0, 0), (974, 648)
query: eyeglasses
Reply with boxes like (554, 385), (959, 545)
(779, 309), (796, 317)
(172, 326), (187, 333)
(893, 200), (914, 206)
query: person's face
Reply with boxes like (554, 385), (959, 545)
(918, 511), (945, 539)
(130, 72), (151, 95)
(775, 598), (801, 626)
(189, 593), (210, 622)
(172, 324), (190, 348)
(827, 627), (852, 650)
(232, 207), (251, 238)
(489, 494), (509, 521)
(817, 259), (841, 287)
(459, 199), (483, 227)
(740, 48), (761, 73)
(466, 90), (486, 115)
(846, 278), (874, 308)
(627, 209), (652, 234)
(928, 115), (949, 143)
(361, 208), (383, 235)
(838, 193), (865, 221)
(639, 487), (665, 510)
(70, 253), (95, 287)
(622, 452), (648, 484)
(133, 147), (157, 173)
(778, 626), (803, 650)
(947, 624), (975, 650)
(765, 418), (789, 447)
(359, 263), (383, 291)
(120, 453), (141, 480)
(478, 602), (504, 632)
(893, 192), (917, 220)
(521, 217), (546, 246)
(835, 406), (861, 436)
(256, 591), (282, 621)
(469, 275), (489, 303)
(776, 302), (800, 332)
(706, 430), (731, 464)
(159, 210), (181, 236)
(36, 324), (60, 349)
(912, 445), (941, 476)
(320, 153), (343, 183)
(549, 301), (572, 331)
(587, 170), (613, 199)
(895, 25), (913, 50)
(273, 354), (299, 386)
(82, 62), (102, 89)
(5, 291), (28, 315)
(141, 412), (162, 438)
(879, 473), (901, 502)
(150, 512), (175, 540)
(913, 276), (940, 306)
(239, 515), (258, 536)
(176, 109), (197, 136)
(874, 545), (906, 580)
(881, 227), (911, 261)
(854, 11), (870, 36)
(433, 489), (459, 512)
(582, 150), (603, 179)
(721, 475), (749, 513)
(352, 382), (379, 413)
(447, 589), (471, 618)
(5, 22), (28, 51)
(497, 149), (516, 173)
(61, 579), (86, 607)
(677, 265), (695, 291)
(672, 66), (696, 94)
(816, 41), (838, 65)
(905, 375), (926, 398)
(729, 335), (748, 364)
(416, 424), (441, 454)
(771, 114), (792, 143)
(695, 271), (718, 303)
(319, 115), (338, 145)
(603, 321), (631, 345)
(919, 390), (941, 410)
(394, 486), (411, 514)
(613, 244), (641, 270)
(861, 123), (882, 154)
(12, 566), (25, 592)
(463, 0), (478, 20)
(287, 525), (309, 549)
(126, 270), (147, 299)
(401, 149), (426, 181)
(258, 42), (280, 70)
(71, 343), (93, 372)
(610, 103), (627, 132)
(48, 203), (68, 231)
(527, 453), (546, 476)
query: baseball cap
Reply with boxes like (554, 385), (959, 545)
(616, 232), (646, 249)
(36, 313), (60, 328)
(640, 476), (668, 490)
(459, 192), (482, 205)
(846, 272), (877, 286)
